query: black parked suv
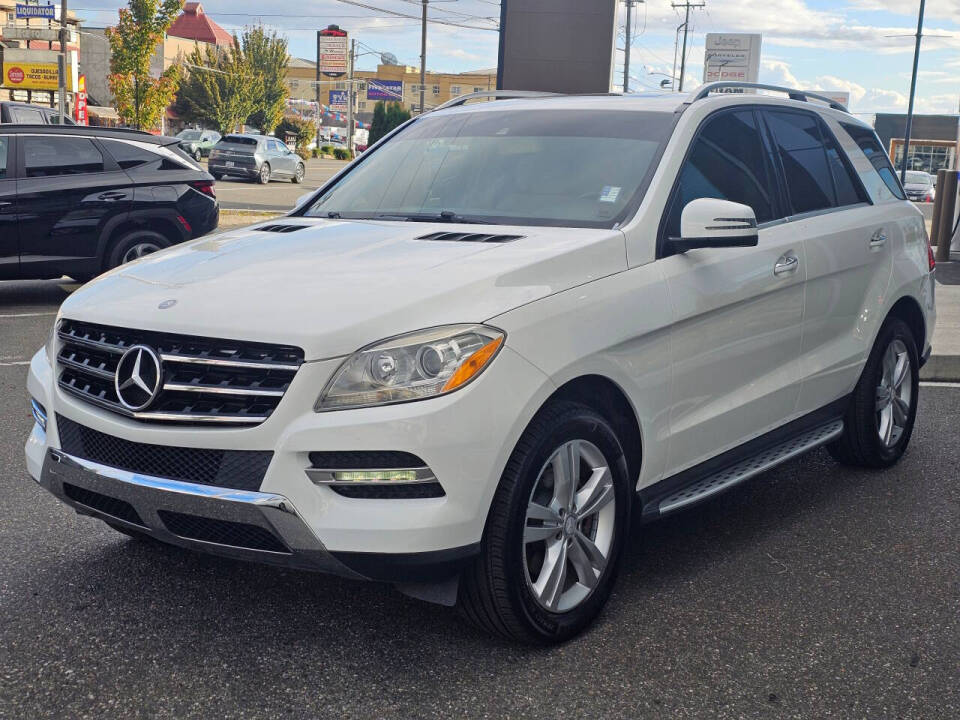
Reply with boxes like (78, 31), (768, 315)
(0, 125), (218, 282)
(0, 101), (77, 125)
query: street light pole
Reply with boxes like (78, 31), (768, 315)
(623, 0), (632, 93)
(58, 0), (68, 122)
(347, 38), (355, 154)
(900, 0), (925, 185)
(419, 0), (428, 114)
(315, 31), (322, 150)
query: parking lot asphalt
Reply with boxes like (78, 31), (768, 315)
(2, 280), (960, 719)
(213, 158), (346, 212)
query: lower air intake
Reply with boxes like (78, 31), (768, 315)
(157, 510), (289, 553)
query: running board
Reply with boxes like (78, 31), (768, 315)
(657, 419), (844, 516)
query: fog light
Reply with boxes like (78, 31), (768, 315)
(30, 398), (47, 432)
(305, 466), (436, 486)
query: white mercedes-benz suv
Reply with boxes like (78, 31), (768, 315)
(26, 84), (936, 643)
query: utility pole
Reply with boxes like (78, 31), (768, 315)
(347, 38), (356, 154)
(900, 0), (925, 186)
(315, 31), (322, 150)
(623, 0), (633, 93)
(672, 0), (704, 92)
(671, 22), (684, 92)
(419, 0), (428, 114)
(58, 0), (68, 122)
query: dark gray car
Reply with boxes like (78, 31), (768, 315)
(208, 134), (305, 184)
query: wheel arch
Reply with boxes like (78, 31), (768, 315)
(886, 294), (927, 353)
(100, 212), (187, 271)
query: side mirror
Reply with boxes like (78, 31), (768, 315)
(670, 198), (759, 252)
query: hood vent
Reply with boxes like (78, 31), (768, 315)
(257, 224), (308, 233)
(417, 231), (523, 243)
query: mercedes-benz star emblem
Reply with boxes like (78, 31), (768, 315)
(114, 345), (163, 411)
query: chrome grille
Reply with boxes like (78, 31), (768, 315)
(56, 319), (304, 426)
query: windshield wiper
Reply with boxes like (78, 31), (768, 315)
(374, 211), (493, 225)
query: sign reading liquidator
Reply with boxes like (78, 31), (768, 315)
(703, 34), (762, 88)
(15, 3), (56, 19)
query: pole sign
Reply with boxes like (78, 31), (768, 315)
(15, 3), (56, 19)
(817, 90), (851, 108)
(703, 33), (762, 89)
(367, 80), (403, 101)
(2, 49), (77, 91)
(318, 26), (348, 78)
(75, 74), (88, 124)
(328, 89), (348, 112)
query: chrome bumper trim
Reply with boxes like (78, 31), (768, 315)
(39, 449), (363, 578)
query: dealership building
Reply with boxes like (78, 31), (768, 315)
(874, 113), (960, 175)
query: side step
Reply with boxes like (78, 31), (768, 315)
(657, 419), (844, 516)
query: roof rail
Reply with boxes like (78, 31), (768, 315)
(430, 90), (558, 113)
(690, 82), (850, 112)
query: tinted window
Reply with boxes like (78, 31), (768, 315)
(0, 137), (8, 179)
(24, 137), (105, 177)
(840, 122), (906, 201)
(666, 110), (776, 238)
(222, 135), (258, 146)
(766, 110), (834, 214)
(101, 139), (160, 169)
(821, 127), (868, 207)
(267, 140), (280, 152)
(10, 107), (45, 124)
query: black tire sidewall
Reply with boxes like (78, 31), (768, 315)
(108, 230), (169, 269)
(500, 406), (631, 641)
(855, 318), (920, 465)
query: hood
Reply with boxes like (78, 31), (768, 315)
(61, 219), (626, 359)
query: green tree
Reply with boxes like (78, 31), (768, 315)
(242, 26), (289, 134)
(106, 0), (184, 130)
(174, 42), (256, 135)
(367, 101), (410, 146)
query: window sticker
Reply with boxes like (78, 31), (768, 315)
(599, 186), (621, 203)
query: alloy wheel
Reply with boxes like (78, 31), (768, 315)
(876, 338), (912, 448)
(523, 439), (616, 613)
(121, 242), (161, 265)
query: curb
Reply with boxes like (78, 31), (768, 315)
(921, 354), (960, 382)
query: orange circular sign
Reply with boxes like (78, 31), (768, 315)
(7, 66), (25, 84)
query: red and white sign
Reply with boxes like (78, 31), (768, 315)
(75, 74), (88, 125)
(6, 66), (25, 84)
(318, 27), (348, 78)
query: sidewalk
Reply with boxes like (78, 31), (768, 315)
(923, 256), (960, 381)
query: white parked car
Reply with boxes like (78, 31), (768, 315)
(26, 84), (936, 643)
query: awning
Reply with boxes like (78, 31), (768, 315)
(87, 105), (120, 119)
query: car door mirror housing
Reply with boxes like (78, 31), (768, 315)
(670, 198), (759, 252)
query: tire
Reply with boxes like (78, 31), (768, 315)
(107, 229), (170, 270)
(257, 163), (271, 184)
(211, 172), (223, 181)
(292, 163), (305, 184)
(828, 317), (920, 468)
(458, 401), (632, 644)
(193, 149), (203, 162)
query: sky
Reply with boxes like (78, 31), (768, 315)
(73, 0), (960, 117)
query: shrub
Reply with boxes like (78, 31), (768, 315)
(320, 144), (334, 156)
(333, 147), (353, 160)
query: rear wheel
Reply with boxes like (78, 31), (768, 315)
(257, 163), (271, 184)
(828, 317), (920, 468)
(107, 229), (170, 270)
(458, 401), (631, 643)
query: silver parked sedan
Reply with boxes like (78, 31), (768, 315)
(208, 134), (306, 184)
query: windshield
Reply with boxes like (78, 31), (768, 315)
(303, 109), (674, 228)
(178, 130), (202, 141)
(905, 171), (931, 185)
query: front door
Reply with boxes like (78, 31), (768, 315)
(659, 108), (806, 476)
(0, 135), (17, 279)
(16, 134), (131, 278)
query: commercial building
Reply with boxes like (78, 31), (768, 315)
(0, 0), (82, 110)
(285, 59), (497, 123)
(874, 113), (960, 175)
(167, 2), (233, 47)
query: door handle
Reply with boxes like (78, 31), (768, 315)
(0, 201), (11, 207)
(774, 255), (799, 276)
(98, 192), (127, 201)
(869, 229), (887, 248)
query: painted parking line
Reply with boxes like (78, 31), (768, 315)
(920, 381), (960, 388)
(0, 360), (30, 366)
(0, 312), (57, 318)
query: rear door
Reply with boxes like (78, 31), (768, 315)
(8, 105), (46, 124)
(760, 109), (893, 414)
(659, 108), (806, 475)
(16, 134), (132, 277)
(0, 135), (17, 279)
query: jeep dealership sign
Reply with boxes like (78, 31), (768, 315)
(703, 34), (762, 88)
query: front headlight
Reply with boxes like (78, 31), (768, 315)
(316, 324), (505, 411)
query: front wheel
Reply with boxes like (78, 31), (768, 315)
(257, 163), (271, 184)
(193, 149), (202, 162)
(828, 317), (920, 468)
(292, 163), (305, 184)
(458, 401), (632, 644)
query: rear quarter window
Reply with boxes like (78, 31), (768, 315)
(839, 122), (906, 202)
